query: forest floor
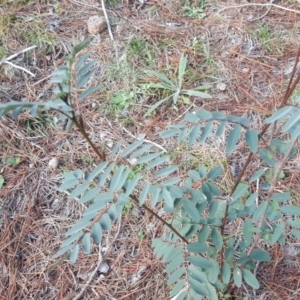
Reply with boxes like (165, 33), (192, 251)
(1, 0), (300, 299)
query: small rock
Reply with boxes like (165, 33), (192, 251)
(87, 15), (106, 35)
(48, 157), (59, 169)
(216, 82), (227, 91)
(98, 262), (110, 274)
(242, 68), (250, 73)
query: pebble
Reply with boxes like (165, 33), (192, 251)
(87, 15), (106, 35)
(48, 157), (59, 169)
(216, 82), (227, 91)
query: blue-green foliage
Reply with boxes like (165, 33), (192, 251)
(1, 39), (300, 300)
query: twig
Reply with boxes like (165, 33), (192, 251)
(99, 0), (114, 40)
(218, 2), (300, 15)
(248, 1), (273, 22)
(4, 61), (36, 77)
(122, 126), (167, 153)
(0, 45), (37, 63)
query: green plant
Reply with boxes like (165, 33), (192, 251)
(141, 54), (212, 116)
(1, 157), (20, 166)
(181, 0), (207, 18)
(111, 90), (135, 109)
(1, 39), (300, 299)
(182, 6), (206, 19)
(0, 175), (4, 189)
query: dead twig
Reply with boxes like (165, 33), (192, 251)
(99, 0), (114, 40)
(218, 2), (300, 15)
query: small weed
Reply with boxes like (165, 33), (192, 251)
(137, 231), (145, 240)
(20, 23), (56, 47)
(127, 37), (154, 67)
(1, 157), (21, 166)
(250, 24), (284, 53)
(141, 54), (211, 116)
(0, 175), (4, 189)
(181, 0), (207, 18)
(81, 154), (94, 166)
(111, 91), (136, 109)
(123, 200), (133, 214)
(105, 0), (118, 7)
(25, 113), (55, 136)
(182, 6), (206, 19)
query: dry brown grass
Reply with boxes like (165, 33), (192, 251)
(1, 0), (300, 299)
